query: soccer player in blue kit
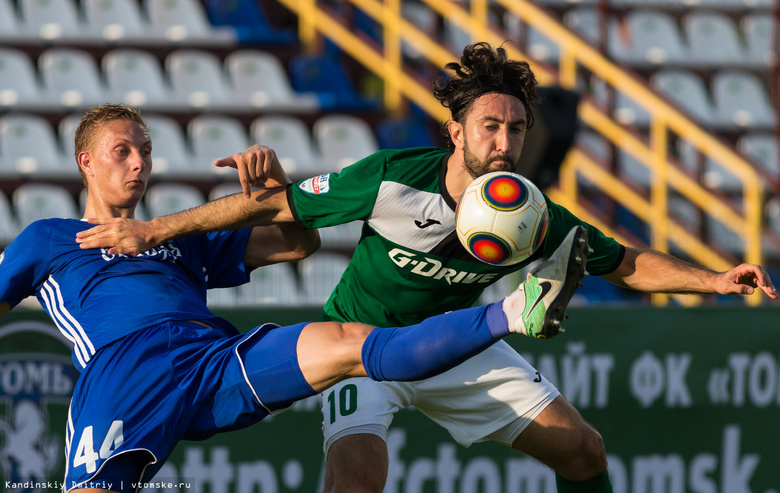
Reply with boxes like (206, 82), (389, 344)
(0, 104), (595, 492)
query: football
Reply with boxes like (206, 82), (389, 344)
(455, 171), (549, 266)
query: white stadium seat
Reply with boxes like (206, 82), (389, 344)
(13, 183), (79, 228)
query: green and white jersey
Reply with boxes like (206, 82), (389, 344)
(288, 147), (624, 328)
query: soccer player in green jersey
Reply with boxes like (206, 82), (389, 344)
(77, 43), (777, 493)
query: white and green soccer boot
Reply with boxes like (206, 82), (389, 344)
(503, 225), (590, 338)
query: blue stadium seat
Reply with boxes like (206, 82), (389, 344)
(203, 0), (296, 45)
(289, 54), (379, 111)
(375, 116), (436, 150)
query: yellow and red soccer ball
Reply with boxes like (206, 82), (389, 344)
(455, 171), (549, 266)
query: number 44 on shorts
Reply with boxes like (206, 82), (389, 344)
(74, 420), (124, 473)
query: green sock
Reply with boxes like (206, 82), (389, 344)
(555, 471), (613, 492)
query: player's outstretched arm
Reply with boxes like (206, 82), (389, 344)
(77, 146), (304, 256)
(603, 247), (778, 299)
(76, 186), (293, 256)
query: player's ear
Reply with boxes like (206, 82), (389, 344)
(448, 120), (464, 150)
(77, 151), (94, 176)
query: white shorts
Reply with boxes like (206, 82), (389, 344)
(321, 340), (559, 450)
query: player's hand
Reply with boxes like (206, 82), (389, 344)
(214, 145), (280, 199)
(716, 263), (778, 299)
(75, 218), (156, 256)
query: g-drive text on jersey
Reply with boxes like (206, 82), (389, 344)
(388, 248), (498, 285)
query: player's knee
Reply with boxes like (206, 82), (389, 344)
(341, 322), (375, 339)
(336, 322), (376, 351)
(569, 425), (607, 475)
(329, 323), (376, 367)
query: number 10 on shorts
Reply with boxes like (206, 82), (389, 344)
(326, 384), (358, 424)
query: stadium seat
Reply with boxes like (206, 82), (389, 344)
(608, 10), (690, 66)
(0, 189), (20, 245)
(563, 7), (602, 45)
(238, 263), (301, 306)
(187, 114), (250, 175)
(144, 183), (205, 218)
(697, 0), (771, 8)
(401, 1), (437, 60)
(251, 115), (323, 176)
(710, 70), (776, 129)
(737, 132), (779, 178)
(616, 148), (651, 188)
(225, 50), (319, 113)
(0, 113), (72, 177)
(376, 116), (436, 149)
(202, 0), (297, 45)
(742, 14), (773, 67)
(165, 49), (236, 109)
(82, 0), (153, 43)
(613, 91), (652, 127)
(0, 0), (32, 43)
(143, 114), (201, 177)
(143, 0), (237, 45)
(13, 183), (79, 228)
(58, 112), (83, 166)
(576, 129), (610, 160)
(298, 252), (350, 305)
(651, 69), (717, 124)
(442, 17), (472, 53)
(676, 139), (741, 193)
(706, 215), (743, 255)
(682, 12), (747, 67)
(289, 54), (379, 111)
(313, 114), (379, 171)
(534, 0), (596, 7)
(0, 48), (50, 110)
(667, 195), (701, 232)
(38, 48), (109, 108)
(526, 27), (560, 64)
(103, 49), (175, 109)
(17, 0), (89, 42)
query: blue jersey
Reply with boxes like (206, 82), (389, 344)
(0, 218), (253, 370)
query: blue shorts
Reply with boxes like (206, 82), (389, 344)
(63, 320), (313, 492)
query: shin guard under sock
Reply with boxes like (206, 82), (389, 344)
(362, 302), (507, 381)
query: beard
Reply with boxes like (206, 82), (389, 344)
(462, 139), (518, 179)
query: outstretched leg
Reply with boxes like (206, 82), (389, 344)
(512, 395), (613, 492)
(298, 226), (590, 392)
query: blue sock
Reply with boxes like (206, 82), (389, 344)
(362, 302), (508, 381)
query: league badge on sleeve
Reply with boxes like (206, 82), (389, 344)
(299, 174), (331, 195)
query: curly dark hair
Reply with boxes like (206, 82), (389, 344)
(433, 42), (540, 151)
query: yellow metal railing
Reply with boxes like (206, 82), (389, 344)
(276, 0), (766, 305)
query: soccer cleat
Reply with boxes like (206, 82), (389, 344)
(502, 225), (590, 338)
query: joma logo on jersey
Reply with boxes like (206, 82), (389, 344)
(388, 248), (497, 285)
